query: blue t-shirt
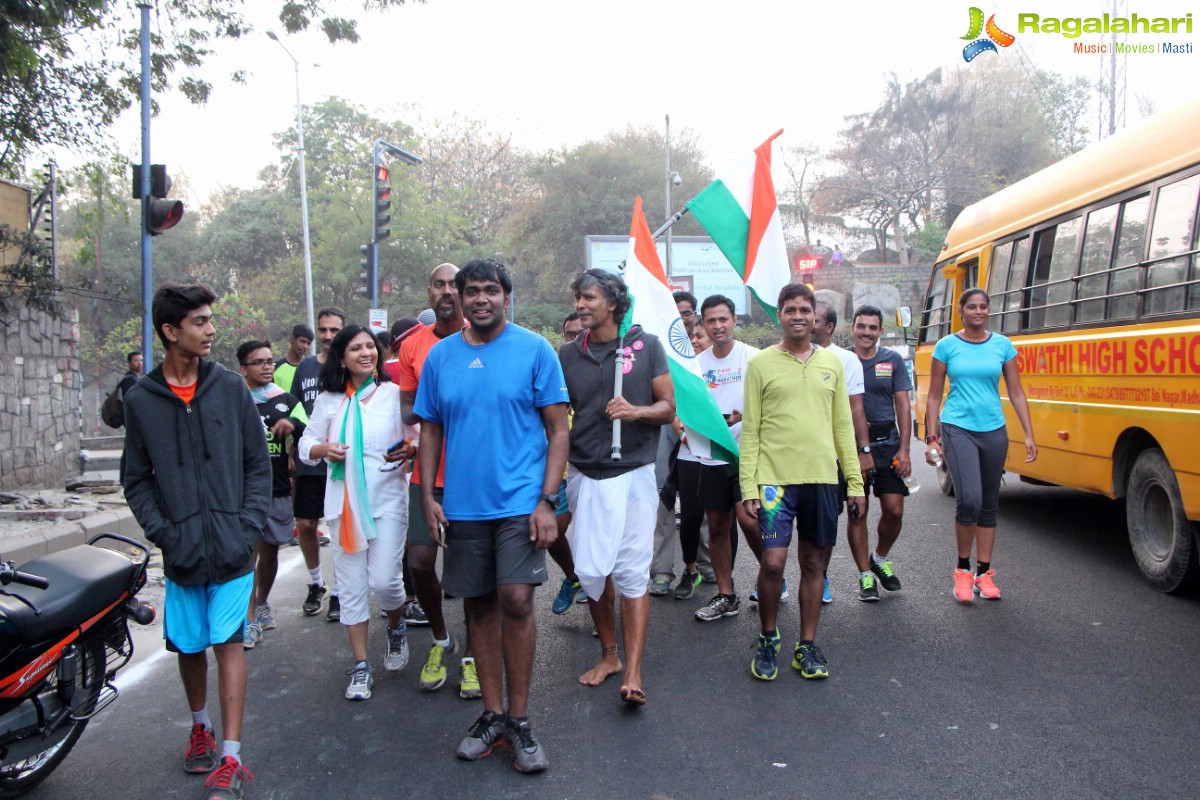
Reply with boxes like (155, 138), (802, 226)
(932, 332), (1018, 432)
(413, 324), (569, 520)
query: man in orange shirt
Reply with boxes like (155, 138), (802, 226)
(397, 263), (478, 697)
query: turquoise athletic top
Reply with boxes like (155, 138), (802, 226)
(932, 332), (1017, 432)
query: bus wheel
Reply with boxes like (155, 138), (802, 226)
(1126, 448), (1199, 593)
(936, 461), (955, 497)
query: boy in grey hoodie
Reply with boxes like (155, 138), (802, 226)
(123, 282), (269, 800)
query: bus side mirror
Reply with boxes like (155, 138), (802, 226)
(896, 306), (912, 327)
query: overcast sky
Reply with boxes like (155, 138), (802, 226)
(56, 0), (1200, 203)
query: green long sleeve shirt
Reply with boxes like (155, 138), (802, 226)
(739, 345), (865, 500)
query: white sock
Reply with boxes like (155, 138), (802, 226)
(191, 708), (211, 729)
(860, 570), (873, 580)
(434, 636), (451, 648)
(309, 568), (323, 585)
(871, 552), (886, 566)
(461, 657), (474, 665)
(222, 740), (240, 761)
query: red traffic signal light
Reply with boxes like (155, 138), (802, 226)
(133, 163), (185, 235)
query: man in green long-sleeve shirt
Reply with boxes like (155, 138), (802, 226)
(740, 283), (865, 683)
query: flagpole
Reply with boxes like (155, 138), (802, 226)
(652, 207), (690, 240)
(610, 339), (624, 461)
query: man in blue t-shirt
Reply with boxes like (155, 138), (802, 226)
(849, 305), (914, 602)
(414, 259), (569, 775)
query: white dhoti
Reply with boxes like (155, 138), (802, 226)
(567, 463), (657, 600)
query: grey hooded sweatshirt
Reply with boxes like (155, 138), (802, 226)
(123, 359), (270, 586)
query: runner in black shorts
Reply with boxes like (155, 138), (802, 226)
(848, 305), (914, 603)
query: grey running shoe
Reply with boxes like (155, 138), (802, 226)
(384, 624), (409, 671)
(302, 583), (327, 616)
(871, 559), (902, 591)
(345, 660), (373, 700)
(648, 576), (671, 596)
(858, 573), (880, 602)
(203, 756), (252, 800)
(699, 566), (717, 584)
(456, 711), (506, 760)
(242, 621), (262, 650)
(255, 603), (276, 631)
(695, 593), (740, 621)
(504, 716), (549, 773)
(325, 594), (341, 622)
(184, 723), (217, 774)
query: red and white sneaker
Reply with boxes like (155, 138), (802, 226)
(205, 755), (253, 800)
(953, 569), (974, 603)
(973, 569), (1002, 600)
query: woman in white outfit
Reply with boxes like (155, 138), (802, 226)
(299, 324), (409, 700)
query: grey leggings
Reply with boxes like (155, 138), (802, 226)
(942, 423), (1008, 527)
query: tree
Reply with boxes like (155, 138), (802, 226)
(0, 0), (421, 175)
(779, 143), (824, 247)
(502, 126), (713, 300)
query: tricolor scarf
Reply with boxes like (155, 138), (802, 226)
(329, 378), (378, 553)
(248, 382), (286, 404)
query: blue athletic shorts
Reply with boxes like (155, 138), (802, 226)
(556, 479), (570, 517)
(164, 572), (254, 654)
(757, 484), (840, 549)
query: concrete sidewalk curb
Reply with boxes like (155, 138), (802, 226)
(1, 507), (149, 566)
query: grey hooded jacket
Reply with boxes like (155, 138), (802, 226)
(123, 359), (270, 586)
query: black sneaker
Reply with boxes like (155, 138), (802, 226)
(504, 716), (549, 773)
(858, 573), (880, 602)
(403, 599), (430, 626)
(456, 711), (506, 760)
(302, 583), (327, 616)
(325, 594), (341, 622)
(792, 642), (829, 679)
(870, 559), (902, 591)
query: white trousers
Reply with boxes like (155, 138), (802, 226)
(329, 513), (407, 626)
(567, 464), (656, 600)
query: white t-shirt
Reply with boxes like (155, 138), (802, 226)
(679, 340), (759, 466)
(825, 342), (865, 395)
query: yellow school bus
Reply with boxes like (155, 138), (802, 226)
(914, 96), (1200, 592)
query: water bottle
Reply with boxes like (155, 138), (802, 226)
(893, 457), (921, 494)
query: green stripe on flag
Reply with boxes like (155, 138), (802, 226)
(668, 360), (739, 466)
(687, 180), (750, 280)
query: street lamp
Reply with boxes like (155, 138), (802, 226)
(664, 114), (681, 276)
(267, 29), (316, 335)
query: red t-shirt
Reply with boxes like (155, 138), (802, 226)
(398, 325), (459, 487)
(168, 381), (197, 406)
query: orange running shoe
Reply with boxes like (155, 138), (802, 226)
(974, 569), (1002, 600)
(953, 569), (974, 602)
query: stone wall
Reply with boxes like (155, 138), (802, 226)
(0, 305), (82, 490)
(807, 261), (930, 320)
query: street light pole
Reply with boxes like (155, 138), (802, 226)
(664, 113), (672, 277)
(267, 30), (316, 335)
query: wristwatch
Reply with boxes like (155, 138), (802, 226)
(538, 493), (558, 509)
(858, 445), (872, 454)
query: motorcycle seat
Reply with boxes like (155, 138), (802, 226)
(0, 546), (139, 642)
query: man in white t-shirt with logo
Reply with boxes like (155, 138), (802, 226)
(683, 295), (762, 622)
(811, 302), (872, 604)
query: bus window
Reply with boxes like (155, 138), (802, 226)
(1002, 237), (1029, 333)
(1076, 203), (1119, 323)
(1028, 217), (1081, 329)
(1144, 174), (1200, 316)
(919, 270), (951, 344)
(1108, 194), (1150, 320)
(987, 241), (1014, 332)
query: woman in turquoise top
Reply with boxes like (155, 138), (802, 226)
(923, 288), (1037, 603)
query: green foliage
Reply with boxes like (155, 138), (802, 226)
(0, 1), (420, 174)
(0, 224), (65, 317)
(912, 219), (946, 263)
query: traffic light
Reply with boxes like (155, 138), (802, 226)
(359, 243), (374, 295)
(132, 164), (185, 235)
(374, 166), (391, 242)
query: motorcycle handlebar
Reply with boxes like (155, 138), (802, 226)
(0, 561), (49, 590)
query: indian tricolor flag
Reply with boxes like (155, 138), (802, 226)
(622, 197), (738, 464)
(687, 130), (791, 323)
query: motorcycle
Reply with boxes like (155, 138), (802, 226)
(0, 533), (155, 797)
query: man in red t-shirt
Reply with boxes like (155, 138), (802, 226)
(397, 263), (479, 697)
